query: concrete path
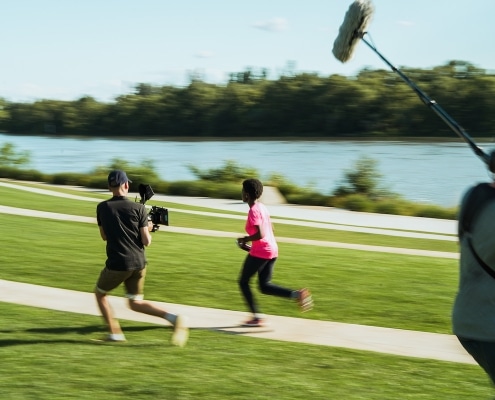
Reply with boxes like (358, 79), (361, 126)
(0, 180), (472, 365)
(0, 279), (473, 365)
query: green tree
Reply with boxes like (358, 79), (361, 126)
(333, 156), (384, 198)
(2, 60), (495, 138)
(0, 143), (31, 167)
(0, 98), (9, 129)
(174, 81), (222, 136)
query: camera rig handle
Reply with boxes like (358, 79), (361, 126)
(136, 184), (169, 232)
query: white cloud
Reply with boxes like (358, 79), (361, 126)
(195, 50), (215, 58)
(252, 17), (289, 32)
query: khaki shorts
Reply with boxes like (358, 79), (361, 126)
(95, 267), (147, 300)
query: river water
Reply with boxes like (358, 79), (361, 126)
(1, 133), (493, 207)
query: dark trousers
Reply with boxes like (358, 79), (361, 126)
(238, 255), (293, 315)
(458, 336), (495, 385)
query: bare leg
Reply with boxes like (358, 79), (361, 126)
(129, 299), (189, 347)
(95, 290), (123, 335)
(128, 299), (170, 318)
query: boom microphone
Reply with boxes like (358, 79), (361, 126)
(332, 0), (374, 63)
(332, 0), (495, 172)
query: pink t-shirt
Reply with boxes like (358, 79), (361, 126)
(245, 202), (278, 259)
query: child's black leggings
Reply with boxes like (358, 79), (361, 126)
(239, 254), (293, 315)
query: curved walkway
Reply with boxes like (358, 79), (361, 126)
(0, 279), (473, 365)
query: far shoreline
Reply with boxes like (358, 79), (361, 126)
(0, 131), (490, 144)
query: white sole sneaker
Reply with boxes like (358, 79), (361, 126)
(91, 334), (126, 343)
(171, 315), (189, 347)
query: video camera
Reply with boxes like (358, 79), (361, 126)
(137, 184), (169, 232)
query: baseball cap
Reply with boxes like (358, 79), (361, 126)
(108, 170), (132, 187)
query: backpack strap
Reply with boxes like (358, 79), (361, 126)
(467, 237), (495, 279)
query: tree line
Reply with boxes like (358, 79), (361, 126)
(1, 60), (494, 139)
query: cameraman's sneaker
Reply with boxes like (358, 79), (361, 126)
(92, 333), (126, 343)
(171, 315), (189, 347)
(297, 288), (313, 312)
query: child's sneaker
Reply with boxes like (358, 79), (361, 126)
(241, 318), (265, 327)
(297, 288), (314, 312)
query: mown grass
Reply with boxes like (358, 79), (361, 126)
(1, 212), (458, 333)
(1, 303), (492, 400)
(0, 182), (488, 399)
(0, 181), (458, 253)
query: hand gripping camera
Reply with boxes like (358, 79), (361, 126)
(137, 184), (169, 232)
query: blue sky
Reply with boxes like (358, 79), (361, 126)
(2, 0), (494, 102)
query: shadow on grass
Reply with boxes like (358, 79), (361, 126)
(0, 323), (275, 348)
(25, 325), (165, 335)
(0, 324), (169, 347)
(196, 325), (274, 335)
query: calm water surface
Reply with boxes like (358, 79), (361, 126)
(1, 133), (494, 207)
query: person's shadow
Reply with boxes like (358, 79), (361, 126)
(0, 325), (165, 347)
(0, 323), (273, 347)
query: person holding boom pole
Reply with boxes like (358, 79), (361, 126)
(333, 0), (495, 385)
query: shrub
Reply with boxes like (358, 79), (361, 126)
(373, 199), (402, 215)
(91, 158), (160, 183)
(414, 204), (457, 220)
(148, 180), (170, 195)
(0, 166), (45, 182)
(50, 173), (88, 186)
(285, 192), (328, 206)
(187, 160), (257, 183)
(266, 173), (300, 197)
(373, 197), (420, 216)
(167, 181), (207, 197)
(84, 175), (109, 190)
(0, 160), (460, 220)
(333, 156), (386, 197)
(165, 180), (241, 200)
(340, 194), (374, 212)
(208, 182), (241, 200)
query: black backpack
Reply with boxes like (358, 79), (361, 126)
(458, 183), (495, 238)
(458, 183), (495, 278)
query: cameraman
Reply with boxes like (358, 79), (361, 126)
(94, 170), (188, 346)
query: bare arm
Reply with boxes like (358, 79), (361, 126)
(238, 224), (264, 244)
(140, 222), (153, 247)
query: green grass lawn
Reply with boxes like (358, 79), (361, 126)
(1, 303), (492, 400)
(0, 182), (488, 399)
(2, 212), (456, 333)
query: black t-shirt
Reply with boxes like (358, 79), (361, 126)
(96, 196), (149, 270)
